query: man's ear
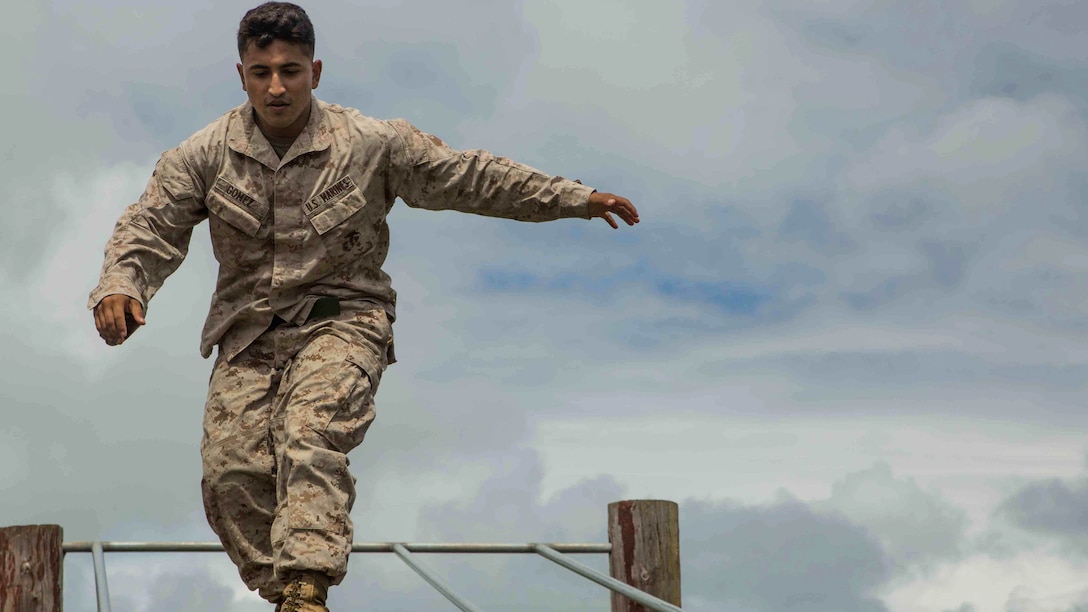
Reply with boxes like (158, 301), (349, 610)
(237, 63), (247, 91)
(311, 59), (322, 90)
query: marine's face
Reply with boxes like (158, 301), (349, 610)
(237, 39), (322, 139)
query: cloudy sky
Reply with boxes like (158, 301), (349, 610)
(3, 0), (1088, 610)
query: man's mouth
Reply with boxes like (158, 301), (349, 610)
(268, 101), (290, 108)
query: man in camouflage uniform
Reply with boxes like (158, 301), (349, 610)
(89, 3), (639, 609)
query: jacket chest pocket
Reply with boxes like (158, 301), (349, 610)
(207, 178), (268, 237)
(306, 177), (367, 235)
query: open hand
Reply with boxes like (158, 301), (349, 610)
(94, 294), (145, 346)
(588, 191), (639, 229)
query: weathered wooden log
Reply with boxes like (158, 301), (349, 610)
(607, 500), (681, 611)
(0, 525), (63, 612)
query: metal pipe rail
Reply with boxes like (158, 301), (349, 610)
(63, 541), (614, 554)
(63, 540), (684, 612)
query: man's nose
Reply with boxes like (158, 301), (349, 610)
(269, 73), (286, 96)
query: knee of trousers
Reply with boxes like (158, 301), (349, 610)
(280, 352), (382, 453)
(277, 439), (358, 533)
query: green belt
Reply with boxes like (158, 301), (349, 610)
(309, 296), (342, 319)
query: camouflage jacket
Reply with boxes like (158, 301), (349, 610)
(88, 98), (595, 360)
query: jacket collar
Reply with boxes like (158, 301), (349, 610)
(227, 96), (332, 170)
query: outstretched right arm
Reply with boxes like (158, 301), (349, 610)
(89, 147), (207, 346)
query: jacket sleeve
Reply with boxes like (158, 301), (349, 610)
(387, 119), (595, 222)
(87, 147), (208, 311)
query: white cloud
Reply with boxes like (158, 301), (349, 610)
(534, 413), (1087, 531)
(820, 463), (967, 567)
(29, 162), (160, 360)
(882, 550), (1088, 612)
(0, 428), (30, 490)
(844, 94), (1086, 213)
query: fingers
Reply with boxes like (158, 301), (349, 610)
(604, 197), (639, 228)
(589, 193), (640, 229)
(94, 295), (143, 346)
(93, 305), (106, 343)
(615, 199), (639, 226)
(99, 299), (114, 344)
(124, 299), (146, 340)
(128, 300), (146, 326)
(604, 210), (618, 229)
(108, 298), (127, 345)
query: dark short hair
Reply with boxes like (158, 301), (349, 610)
(237, 2), (315, 58)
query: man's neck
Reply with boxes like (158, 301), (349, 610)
(255, 100), (312, 141)
(254, 101), (311, 158)
(263, 132), (297, 159)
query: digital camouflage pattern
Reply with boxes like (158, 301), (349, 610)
(88, 98), (597, 601)
(201, 308), (388, 600)
(88, 97), (595, 361)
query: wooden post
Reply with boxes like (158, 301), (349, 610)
(607, 500), (681, 611)
(0, 525), (63, 612)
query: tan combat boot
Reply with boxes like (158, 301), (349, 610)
(276, 572), (331, 612)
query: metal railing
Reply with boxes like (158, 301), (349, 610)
(63, 540), (684, 612)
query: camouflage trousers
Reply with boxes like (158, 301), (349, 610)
(200, 308), (391, 602)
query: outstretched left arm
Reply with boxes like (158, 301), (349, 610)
(588, 191), (639, 229)
(389, 120), (641, 227)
